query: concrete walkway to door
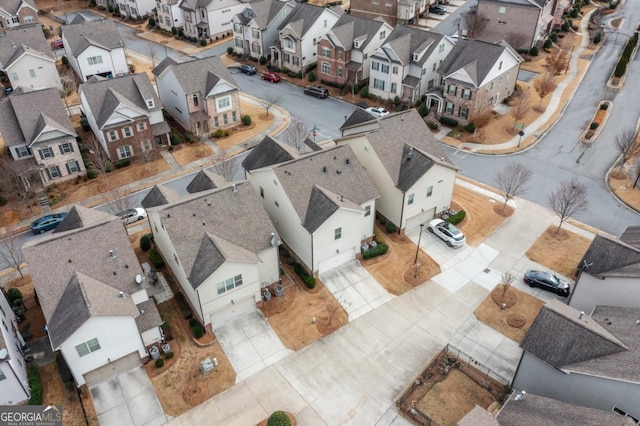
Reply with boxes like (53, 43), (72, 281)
(320, 260), (394, 321)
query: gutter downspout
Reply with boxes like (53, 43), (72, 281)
(399, 191), (406, 232)
(310, 232), (314, 275)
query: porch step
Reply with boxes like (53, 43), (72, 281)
(424, 113), (441, 130)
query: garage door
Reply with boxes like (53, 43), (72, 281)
(405, 207), (436, 232)
(84, 351), (141, 387)
(318, 248), (355, 275)
(209, 296), (256, 327)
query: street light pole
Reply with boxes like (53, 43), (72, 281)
(518, 130), (525, 148)
(414, 223), (424, 265)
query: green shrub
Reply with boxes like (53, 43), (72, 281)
(380, 218), (386, 225)
(590, 122), (599, 130)
(570, 8), (578, 18)
(418, 103), (428, 117)
(148, 17), (155, 26)
(293, 262), (306, 278)
(115, 159), (131, 168)
(267, 411), (292, 426)
(28, 366), (42, 405)
(427, 121), (439, 131)
(165, 352), (174, 359)
(259, 56), (266, 65)
(614, 59), (627, 78)
(178, 29), (184, 38)
(308, 71), (316, 82)
(440, 117), (458, 127)
(227, 46), (233, 55)
(89, 0), (96, 6)
(175, 293), (192, 319)
(386, 223), (397, 233)
(543, 39), (553, 49)
(155, 358), (164, 368)
(593, 33), (602, 44)
(214, 129), (225, 138)
(243, 115), (252, 126)
(0, 196), (6, 206)
(140, 233), (152, 252)
(7, 288), (22, 304)
(529, 46), (539, 56)
(170, 129), (184, 145)
(599, 103), (609, 110)
(363, 243), (388, 260)
(360, 86), (369, 98)
(148, 248), (164, 268)
(550, 33), (558, 43)
(171, 26), (177, 35)
(200, 38), (207, 46)
(86, 166), (99, 179)
(464, 123), (476, 133)
(393, 96), (401, 106)
(303, 276), (316, 289)
(445, 210), (466, 225)
(191, 323), (204, 338)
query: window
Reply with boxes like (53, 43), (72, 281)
(252, 42), (260, 54)
(39, 147), (54, 159)
(337, 50), (343, 60)
(137, 122), (147, 131)
(499, 60), (503, 70)
(118, 145), (132, 159)
(235, 37), (243, 48)
(421, 68), (426, 76)
(76, 338), (101, 357)
(428, 79), (435, 89)
(499, 6), (506, 13)
(29, 69), (36, 77)
(223, 113), (228, 125)
(373, 78), (385, 90)
(292, 56), (299, 66)
(11, 72), (18, 81)
(123, 127), (133, 138)
(260, 186), (264, 198)
(284, 38), (294, 50)
(321, 47), (330, 57)
(462, 89), (471, 100)
(47, 166), (61, 179)
(217, 96), (231, 110)
(337, 67), (343, 78)
(193, 94), (199, 107)
(283, 53), (290, 63)
(66, 160), (80, 174)
(334, 227), (342, 240)
(108, 130), (118, 141)
(379, 30), (386, 40)
(390, 82), (397, 93)
(275, 201), (279, 207)
(214, 116), (219, 127)
(12, 17), (19, 24)
(372, 61), (380, 71)
(364, 205), (371, 217)
(432, 63), (436, 71)
(24, 16), (35, 24)
(59, 142), (74, 154)
(439, 43), (445, 53)
(408, 193), (414, 205)
(232, 111), (237, 122)
(459, 106), (468, 119)
(381, 64), (389, 74)
(321, 62), (331, 74)
(313, 38), (317, 46)
(426, 186), (433, 197)
(323, 19), (327, 28)
(445, 102), (454, 114)
(87, 56), (103, 65)
(392, 66), (398, 75)
(447, 84), (457, 95)
(216, 275), (243, 294)
(252, 29), (260, 39)
(14, 146), (29, 158)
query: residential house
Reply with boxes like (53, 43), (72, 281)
(457, 391), (635, 425)
(156, 0), (184, 32)
(338, 109), (457, 232)
(22, 205), (163, 387)
(350, 0), (429, 26)
(79, 73), (170, 161)
(0, 88), (84, 186)
(475, 0), (556, 50)
(569, 226), (640, 314)
(144, 176), (280, 328)
(425, 39), (522, 125)
(179, 0), (246, 42)
(153, 56), (241, 134)
(62, 19), (129, 82)
(0, 287), (29, 405)
(316, 14), (393, 87)
(118, 0), (156, 19)
(0, 25), (62, 91)
(0, 0), (39, 33)
(232, 0), (295, 59)
(368, 26), (454, 103)
(512, 300), (640, 421)
(243, 139), (379, 275)
(270, 3), (343, 74)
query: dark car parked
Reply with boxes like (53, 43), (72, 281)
(304, 86), (329, 98)
(429, 5), (446, 14)
(524, 270), (571, 297)
(30, 213), (67, 234)
(239, 64), (257, 75)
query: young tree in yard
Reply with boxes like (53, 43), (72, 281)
(501, 272), (515, 297)
(0, 232), (26, 278)
(148, 43), (159, 68)
(545, 45), (570, 75)
(261, 90), (281, 118)
(548, 178), (588, 233)
(462, 10), (488, 38)
(0, 157), (39, 211)
(512, 89), (531, 130)
(284, 117), (311, 152)
(142, 147), (156, 174)
(614, 128), (640, 171)
(213, 150), (240, 182)
(84, 134), (112, 179)
(533, 72), (557, 109)
(325, 303), (339, 326)
(493, 162), (533, 211)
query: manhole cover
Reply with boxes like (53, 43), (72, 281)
(483, 268), (491, 274)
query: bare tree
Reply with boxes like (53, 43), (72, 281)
(148, 43), (159, 68)
(0, 232), (25, 278)
(284, 117), (311, 152)
(512, 89), (531, 130)
(104, 181), (132, 215)
(548, 178), (588, 233)
(614, 128), (640, 171)
(0, 157), (39, 210)
(505, 32), (529, 51)
(545, 45), (570, 75)
(493, 162), (533, 210)
(533, 72), (557, 109)
(213, 151), (240, 182)
(84, 134), (112, 179)
(141, 146), (156, 174)
(325, 303), (339, 326)
(462, 10), (488, 38)
(260, 90), (281, 118)
(501, 272), (515, 297)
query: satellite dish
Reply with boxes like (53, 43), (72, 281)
(135, 274), (143, 284)
(0, 348), (7, 360)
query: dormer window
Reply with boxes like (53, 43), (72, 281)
(147, 100), (154, 108)
(354, 40), (360, 48)
(379, 30), (386, 40)
(413, 53), (419, 61)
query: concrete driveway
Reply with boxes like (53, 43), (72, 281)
(215, 311), (292, 383)
(90, 366), (167, 426)
(320, 260), (394, 321)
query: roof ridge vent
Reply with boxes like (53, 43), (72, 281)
(232, 184), (238, 194)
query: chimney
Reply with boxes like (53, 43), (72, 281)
(578, 311), (585, 320)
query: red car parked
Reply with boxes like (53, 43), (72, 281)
(261, 72), (281, 83)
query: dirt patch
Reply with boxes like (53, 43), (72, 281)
(452, 185), (511, 247)
(490, 285), (517, 308)
(474, 286), (544, 343)
(171, 143), (215, 166)
(262, 265), (347, 351)
(525, 226), (592, 278)
(0, 210), (21, 227)
(609, 162), (640, 212)
(214, 101), (276, 152)
(362, 225), (440, 295)
(492, 204), (514, 217)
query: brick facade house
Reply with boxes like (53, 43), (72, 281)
(0, 0), (39, 33)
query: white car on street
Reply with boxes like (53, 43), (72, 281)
(117, 207), (147, 225)
(428, 219), (465, 248)
(365, 107), (390, 118)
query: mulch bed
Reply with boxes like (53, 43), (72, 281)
(492, 205), (514, 217)
(490, 286), (517, 309)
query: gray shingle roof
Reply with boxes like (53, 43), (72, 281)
(0, 0), (36, 15)
(186, 169), (227, 193)
(151, 56), (177, 77)
(246, 0), (292, 30)
(153, 56), (238, 96)
(135, 299), (163, 333)
(63, 19), (125, 55)
(438, 39), (514, 87)
(23, 213), (147, 345)
(480, 0), (546, 8)
(373, 26), (444, 66)
(457, 406), (498, 426)
(341, 107), (376, 129)
(53, 205), (116, 233)
(141, 184), (182, 209)
(242, 135), (297, 171)
(496, 390), (636, 426)
(278, 3), (338, 37)
(520, 301), (640, 382)
(326, 14), (387, 51)
(338, 109), (457, 191)
(79, 73), (161, 129)
(620, 226), (640, 248)
(154, 181), (277, 288)
(0, 88), (76, 146)
(578, 232), (640, 278)
(0, 25), (54, 68)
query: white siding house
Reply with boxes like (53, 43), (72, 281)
(156, 0), (184, 32)
(0, 287), (29, 405)
(118, 0), (156, 19)
(179, 0), (246, 41)
(232, 0), (295, 59)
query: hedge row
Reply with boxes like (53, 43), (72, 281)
(293, 262), (316, 289)
(363, 243), (388, 259)
(614, 33), (638, 78)
(189, 318), (204, 338)
(445, 210), (466, 225)
(28, 367), (42, 405)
